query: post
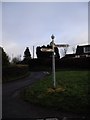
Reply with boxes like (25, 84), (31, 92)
(33, 46), (34, 59)
(51, 34), (56, 88)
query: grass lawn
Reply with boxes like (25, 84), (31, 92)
(21, 70), (89, 114)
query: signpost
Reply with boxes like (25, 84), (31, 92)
(41, 34), (69, 88)
(51, 34), (56, 88)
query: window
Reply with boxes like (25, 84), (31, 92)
(84, 46), (90, 53)
(75, 55), (80, 58)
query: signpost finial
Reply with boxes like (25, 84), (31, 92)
(51, 34), (55, 40)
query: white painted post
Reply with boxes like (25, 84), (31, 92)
(51, 34), (56, 88)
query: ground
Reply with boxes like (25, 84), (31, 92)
(2, 72), (89, 119)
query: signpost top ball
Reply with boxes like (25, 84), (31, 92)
(51, 34), (55, 40)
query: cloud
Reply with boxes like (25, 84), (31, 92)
(71, 32), (88, 46)
(3, 40), (24, 59)
(2, 2), (88, 59)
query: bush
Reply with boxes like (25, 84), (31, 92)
(2, 65), (29, 83)
(2, 47), (10, 67)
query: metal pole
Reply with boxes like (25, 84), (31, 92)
(51, 35), (56, 88)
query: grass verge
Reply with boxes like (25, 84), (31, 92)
(20, 70), (89, 114)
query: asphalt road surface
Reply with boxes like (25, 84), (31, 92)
(2, 72), (88, 120)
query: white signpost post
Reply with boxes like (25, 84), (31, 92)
(51, 34), (56, 88)
(41, 34), (69, 88)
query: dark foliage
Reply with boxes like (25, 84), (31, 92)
(27, 57), (90, 71)
(12, 57), (20, 64)
(2, 65), (29, 83)
(23, 47), (31, 63)
(36, 44), (60, 59)
(57, 57), (90, 69)
(2, 47), (10, 67)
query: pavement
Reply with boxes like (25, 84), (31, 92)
(2, 72), (89, 120)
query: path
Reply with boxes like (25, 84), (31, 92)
(2, 72), (88, 119)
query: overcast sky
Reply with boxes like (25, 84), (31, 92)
(1, 2), (88, 59)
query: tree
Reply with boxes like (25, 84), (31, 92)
(54, 47), (60, 59)
(36, 45), (60, 59)
(11, 56), (21, 64)
(2, 47), (10, 66)
(23, 47), (31, 63)
(36, 46), (41, 58)
(63, 47), (68, 56)
(72, 46), (76, 54)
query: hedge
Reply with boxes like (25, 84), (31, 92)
(2, 65), (29, 83)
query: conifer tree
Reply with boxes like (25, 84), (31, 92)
(23, 47), (31, 63)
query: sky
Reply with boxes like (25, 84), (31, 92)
(1, 1), (88, 59)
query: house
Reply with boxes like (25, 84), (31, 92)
(60, 45), (90, 69)
(75, 45), (90, 58)
(62, 45), (90, 59)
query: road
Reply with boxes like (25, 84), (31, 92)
(2, 72), (88, 119)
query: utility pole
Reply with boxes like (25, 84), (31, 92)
(33, 46), (34, 59)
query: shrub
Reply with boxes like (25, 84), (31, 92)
(2, 65), (29, 83)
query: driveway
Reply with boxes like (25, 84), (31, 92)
(2, 72), (88, 119)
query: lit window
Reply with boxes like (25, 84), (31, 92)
(75, 55), (80, 58)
